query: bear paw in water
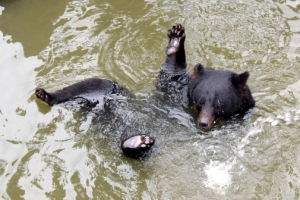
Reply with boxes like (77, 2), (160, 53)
(35, 88), (53, 105)
(166, 24), (185, 56)
(121, 134), (155, 158)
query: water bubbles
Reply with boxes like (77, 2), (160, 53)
(204, 160), (233, 194)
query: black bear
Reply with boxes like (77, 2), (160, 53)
(35, 24), (255, 158)
(158, 24), (255, 130)
(189, 64), (255, 130)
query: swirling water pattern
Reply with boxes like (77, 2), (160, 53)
(0, 0), (300, 199)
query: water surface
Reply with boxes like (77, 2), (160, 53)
(0, 0), (300, 199)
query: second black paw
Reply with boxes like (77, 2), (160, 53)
(121, 134), (155, 159)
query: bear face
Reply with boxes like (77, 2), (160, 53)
(189, 64), (255, 130)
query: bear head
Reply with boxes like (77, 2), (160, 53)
(188, 64), (255, 130)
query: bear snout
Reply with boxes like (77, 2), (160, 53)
(197, 110), (214, 130)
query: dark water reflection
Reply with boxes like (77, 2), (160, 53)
(0, 0), (300, 199)
(0, 0), (70, 57)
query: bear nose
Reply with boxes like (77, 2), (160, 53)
(199, 119), (209, 129)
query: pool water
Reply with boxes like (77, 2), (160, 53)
(0, 0), (300, 199)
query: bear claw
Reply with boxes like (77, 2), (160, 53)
(166, 24), (185, 56)
(35, 88), (52, 105)
(168, 24), (185, 39)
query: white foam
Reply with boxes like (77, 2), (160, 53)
(204, 160), (233, 194)
(0, 7), (3, 15)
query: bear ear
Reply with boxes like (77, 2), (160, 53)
(190, 63), (206, 84)
(194, 63), (205, 76)
(231, 71), (250, 87)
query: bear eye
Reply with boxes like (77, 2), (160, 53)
(198, 100), (204, 106)
(214, 104), (220, 109)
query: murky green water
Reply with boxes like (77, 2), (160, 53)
(0, 0), (300, 199)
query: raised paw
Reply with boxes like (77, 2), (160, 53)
(168, 24), (185, 39)
(121, 134), (155, 158)
(35, 88), (52, 105)
(166, 24), (185, 56)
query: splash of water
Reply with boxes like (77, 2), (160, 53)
(204, 160), (233, 195)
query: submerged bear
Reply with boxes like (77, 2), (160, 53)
(35, 24), (255, 158)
